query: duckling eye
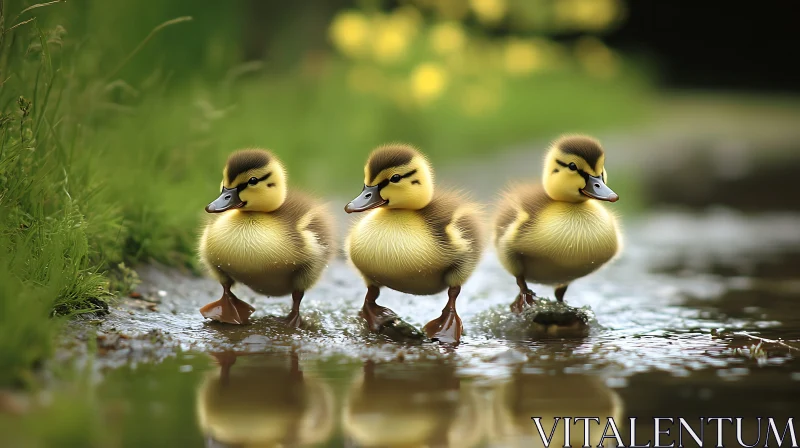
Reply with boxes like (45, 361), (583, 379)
(248, 177), (259, 186)
(568, 162), (577, 171)
(390, 174), (402, 183)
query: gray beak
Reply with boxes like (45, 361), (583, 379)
(205, 187), (245, 213)
(344, 184), (388, 213)
(580, 175), (619, 202)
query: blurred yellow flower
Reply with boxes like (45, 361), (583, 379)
(373, 27), (409, 64)
(555, 0), (622, 31)
(329, 11), (371, 58)
(430, 22), (467, 56)
(574, 36), (619, 78)
(504, 38), (545, 76)
(371, 10), (419, 65)
(469, 0), (507, 24)
(410, 63), (448, 105)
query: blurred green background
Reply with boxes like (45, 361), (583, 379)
(2, 0), (799, 390)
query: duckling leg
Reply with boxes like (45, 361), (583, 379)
(359, 285), (397, 332)
(424, 286), (463, 344)
(554, 284), (569, 302)
(360, 286), (426, 341)
(511, 275), (537, 313)
(289, 349), (304, 381)
(199, 283), (256, 324)
(210, 352), (238, 386)
(283, 290), (304, 328)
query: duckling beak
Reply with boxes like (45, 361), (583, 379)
(580, 175), (619, 202)
(344, 184), (388, 213)
(205, 187), (245, 213)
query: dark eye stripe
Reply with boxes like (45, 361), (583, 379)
(376, 169), (417, 190)
(400, 169), (417, 180)
(556, 159), (594, 180)
(236, 172), (271, 192)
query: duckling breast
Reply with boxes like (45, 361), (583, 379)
(510, 201), (619, 284)
(197, 368), (306, 445)
(201, 211), (311, 296)
(347, 210), (453, 295)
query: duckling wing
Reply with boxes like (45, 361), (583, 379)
(420, 190), (485, 254)
(493, 184), (552, 278)
(275, 191), (336, 260)
(494, 184), (552, 245)
(274, 191), (337, 292)
(420, 190), (485, 286)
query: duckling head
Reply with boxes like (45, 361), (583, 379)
(542, 135), (619, 203)
(205, 149), (287, 213)
(345, 144), (434, 213)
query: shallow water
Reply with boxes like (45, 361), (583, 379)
(34, 208), (795, 447)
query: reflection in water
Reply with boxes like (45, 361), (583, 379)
(196, 351), (334, 447)
(343, 360), (484, 447)
(489, 368), (624, 447)
(92, 210), (800, 446)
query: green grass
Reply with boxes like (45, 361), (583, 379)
(0, 352), (214, 448)
(0, 1), (652, 387)
(0, 38), (118, 386)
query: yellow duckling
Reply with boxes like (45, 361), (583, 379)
(489, 367), (624, 447)
(494, 135), (620, 311)
(342, 361), (485, 447)
(196, 352), (335, 447)
(199, 149), (335, 325)
(344, 144), (484, 344)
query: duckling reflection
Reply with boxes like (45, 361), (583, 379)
(196, 351), (334, 447)
(489, 367), (624, 447)
(343, 360), (485, 447)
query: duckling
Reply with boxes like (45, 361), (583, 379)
(199, 149), (335, 325)
(489, 367), (623, 447)
(493, 135), (620, 312)
(196, 351), (335, 447)
(342, 361), (485, 447)
(344, 144), (484, 344)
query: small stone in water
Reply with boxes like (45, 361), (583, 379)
(377, 318), (426, 344)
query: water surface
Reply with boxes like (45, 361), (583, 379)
(43, 209), (798, 447)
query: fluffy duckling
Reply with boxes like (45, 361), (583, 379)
(199, 149), (334, 325)
(489, 368), (623, 447)
(345, 144), (484, 344)
(196, 352), (334, 447)
(342, 361), (484, 447)
(494, 135), (620, 311)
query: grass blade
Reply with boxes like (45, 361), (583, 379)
(14, 0), (61, 21)
(106, 16), (193, 81)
